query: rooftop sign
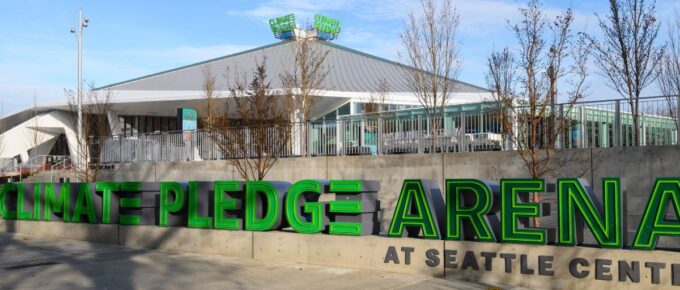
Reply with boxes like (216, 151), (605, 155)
(269, 14), (296, 39)
(314, 14), (341, 40)
(268, 13), (342, 41)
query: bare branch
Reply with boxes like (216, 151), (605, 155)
(280, 38), (332, 122)
(363, 78), (391, 115)
(205, 58), (294, 181)
(586, 0), (665, 145)
(400, 0), (462, 150)
(656, 12), (680, 130)
(66, 82), (113, 182)
(486, 0), (591, 227)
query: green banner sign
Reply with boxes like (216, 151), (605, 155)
(269, 14), (296, 35)
(314, 14), (341, 35)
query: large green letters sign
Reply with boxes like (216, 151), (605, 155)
(0, 177), (679, 251)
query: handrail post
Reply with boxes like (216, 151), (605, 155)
(119, 135), (122, 163)
(160, 133), (164, 161)
(306, 121), (312, 157)
(557, 104), (564, 149)
(336, 120), (342, 156)
(614, 100), (621, 147)
(190, 130), (194, 161)
(377, 117), (383, 155)
(360, 118), (365, 148)
(640, 113), (646, 146)
(676, 96), (680, 145)
(460, 111), (466, 152)
(579, 107), (587, 148)
(417, 115), (423, 154)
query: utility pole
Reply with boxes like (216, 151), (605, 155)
(70, 9), (88, 169)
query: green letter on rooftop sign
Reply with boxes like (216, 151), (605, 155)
(269, 14), (296, 34)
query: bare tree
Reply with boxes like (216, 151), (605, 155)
(200, 66), (221, 131)
(280, 38), (331, 120)
(362, 78), (391, 115)
(205, 59), (294, 181)
(280, 38), (331, 155)
(486, 47), (517, 150)
(487, 0), (591, 226)
(400, 0), (462, 150)
(656, 13), (680, 131)
(586, 0), (664, 146)
(65, 83), (113, 182)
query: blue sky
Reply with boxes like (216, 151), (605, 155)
(0, 0), (679, 115)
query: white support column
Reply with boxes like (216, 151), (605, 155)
(107, 110), (122, 135)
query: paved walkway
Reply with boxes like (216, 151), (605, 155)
(0, 232), (501, 290)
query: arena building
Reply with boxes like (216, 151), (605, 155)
(0, 33), (491, 167)
(0, 14), (675, 170)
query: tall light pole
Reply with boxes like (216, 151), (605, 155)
(70, 9), (88, 168)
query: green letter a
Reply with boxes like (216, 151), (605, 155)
(633, 178), (680, 250)
(388, 179), (443, 239)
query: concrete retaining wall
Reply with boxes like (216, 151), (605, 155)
(2, 219), (679, 289)
(88, 145), (680, 240)
(13, 146), (680, 288)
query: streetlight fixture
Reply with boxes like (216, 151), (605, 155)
(70, 9), (88, 169)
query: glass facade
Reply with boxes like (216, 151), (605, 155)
(352, 102), (419, 115)
(119, 115), (177, 136)
(321, 101), (420, 120)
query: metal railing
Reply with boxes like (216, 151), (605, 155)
(9, 155), (70, 181)
(0, 158), (18, 173)
(49, 156), (73, 182)
(96, 96), (680, 164)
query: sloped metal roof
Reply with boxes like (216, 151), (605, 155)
(98, 40), (488, 93)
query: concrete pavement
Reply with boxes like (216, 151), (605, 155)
(0, 232), (503, 290)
